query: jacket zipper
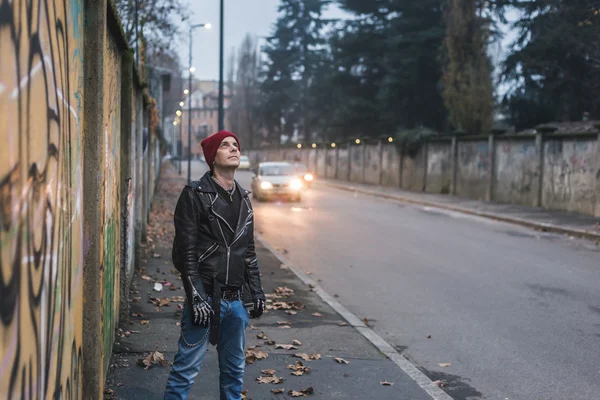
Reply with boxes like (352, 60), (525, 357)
(216, 220), (231, 285)
(197, 243), (218, 263)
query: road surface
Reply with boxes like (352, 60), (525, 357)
(187, 160), (600, 400)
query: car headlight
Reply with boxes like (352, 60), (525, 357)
(260, 181), (273, 190)
(304, 173), (313, 181)
(290, 179), (302, 190)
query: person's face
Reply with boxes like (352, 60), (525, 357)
(213, 136), (240, 170)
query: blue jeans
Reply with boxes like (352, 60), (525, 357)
(164, 299), (250, 400)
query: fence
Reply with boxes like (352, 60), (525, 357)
(247, 132), (600, 217)
(0, 0), (162, 398)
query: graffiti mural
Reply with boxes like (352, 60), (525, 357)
(100, 32), (122, 376)
(0, 0), (84, 398)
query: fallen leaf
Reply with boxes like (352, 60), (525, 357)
(292, 340), (302, 346)
(280, 264), (288, 270)
(294, 353), (321, 361)
(311, 312), (322, 317)
(285, 310), (297, 315)
(275, 344), (298, 350)
(279, 325), (291, 329)
(137, 350), (166, 370)
(256, 376), (284, 384)
(171, 296), (186, 302)
(274, 286), (295, 296)
(175, 322), (181, 327)
(433, 380), (448, 388)
(308, 283), (316, 289)
(153, 282), (163, 292)
(288, 386), (314, 397)
(152, 253), (161, 258)
(265, 340), (276, 346)
(158, 297), (170, 307)
(177, 303), (184, 310)
(288, 390), (304, 397)
(249, 325), (258, 330)
(363, 318), (369, 326)
(271, 388), (285, 394)
(140, 320), (150, 327)
(131, 312), (144, 317)
(438, 363), (452, 368)
(169, 286), (178, 291)
(261, 369), (277, 376)
(245, 349), (269, 364)
(277, 320), (291, 325)
(380, 381), (393, 386)
(343, 373), (349, 377)
(141, 275), (153, 282)
(256, 332), (269, 340)
(334, 357), (349, 364)
(338, 322), (348, 326)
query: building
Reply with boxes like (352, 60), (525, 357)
(179, 79), (231, 159)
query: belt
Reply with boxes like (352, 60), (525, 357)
(216, 288), (241, 300)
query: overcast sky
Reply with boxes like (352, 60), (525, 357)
(177, 0), (349, 80)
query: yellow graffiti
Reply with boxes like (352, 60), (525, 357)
(0, 0), (84, 398)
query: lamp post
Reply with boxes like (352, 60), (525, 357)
(187, 22), (212, 183)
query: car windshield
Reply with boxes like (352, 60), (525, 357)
(260, 164), (295, 176)
(293, 164), (307, 173)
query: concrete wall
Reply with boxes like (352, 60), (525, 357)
(248, 132), (599, 216)
(493, 137), (539, 206)
(456, 139), (490, 200)
(426, 141), (452, 194)
(0, 1), (161, 398)
(543, 137), (599, 215)
(0, 0), (85, 397)
(364, 144), (381, 185)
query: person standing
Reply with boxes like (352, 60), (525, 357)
(164, 130), (266, 400)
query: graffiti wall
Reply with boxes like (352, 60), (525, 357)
(0, 0), (84, 398)
(494, 138), (539, 206)
(543, 138), (598, 215)
(100, 31), (123, 376)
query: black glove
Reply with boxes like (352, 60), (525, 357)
(191, 294), (214, 326)
(249, 298), (265, 318)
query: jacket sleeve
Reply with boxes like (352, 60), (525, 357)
(245, 213), (265, 301)
(172, 186), (208, 300)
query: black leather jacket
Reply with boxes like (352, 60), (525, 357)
(172, 172), (265, 304)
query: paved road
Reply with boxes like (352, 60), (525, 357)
(188, 161), (600, 400)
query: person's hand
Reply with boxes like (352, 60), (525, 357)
(191, 296), (214, 326)
(249, 299), (265, 318)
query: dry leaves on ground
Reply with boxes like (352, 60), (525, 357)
(285, 310), (297, 315)
(140, 320), (150, 327)
(279, 325), (291, 329)
(271, 388), (285, 394)
(256, 376), (284, 384)
(137, 350), (168, 370)
(288, 386), (314, 397)
(245, 349), (269, 364)
(280, 264), (289, 270)
(338, 322), (348, 326)
(438, 363), (452, 368)
(287, 361), (311, 376)
(170, 296), (186, 303)
(131, 312), (144, 317)
(141, 275), (153, 282)
(294, 353), (321, 361)
(277, 320), (291, 325)
(256, 332), (269, 340)
(274, 286), (295, 297)
(380, 381), (393, 386)
(334, 357), (349, 364)
(275, 344), (298, 350)
(264, 340), (276, 346)
(267, 301), (305, 311)
(152, 253), (161, 258)
(292, 340), (302, 346)
(311, 312), (323, 317)
(261, 369), (276, 377)
(433, 380), (448, 388)
(363, 318), (370, 326)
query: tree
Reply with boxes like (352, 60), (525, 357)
(260, 0), (333, 143)
(114, 0), (189, 56)
(502, 0), (600, 128)
(442, 0), (494, 135)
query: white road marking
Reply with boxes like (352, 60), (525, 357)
(256, 233), (454, 400)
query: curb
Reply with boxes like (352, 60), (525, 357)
(256, 233), (454, 400)
(321, 182), (600, 242)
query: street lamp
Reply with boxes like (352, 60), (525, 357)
(388, 137), (394, 143)
(312, 143), (317, 148)
(173, 120), (178, 126)
(331, 143), (336, 148)
(179, 101), (184, 107)
(187, 22), (212, 183)
(355, 139), (361, 144)
(176, 110), (182, 117)
(184, 89), (189, 95)
(297, 144), (302, 149)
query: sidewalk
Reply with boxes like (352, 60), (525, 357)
(105, 163), (436, 400)
(317, 179), (600, 242)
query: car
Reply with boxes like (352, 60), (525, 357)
(292, 163), (314, 188)
(238, 155), (251, 170)
(251, 162), (304, 202)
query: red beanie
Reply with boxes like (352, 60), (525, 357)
(201, 130), (241, 170)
